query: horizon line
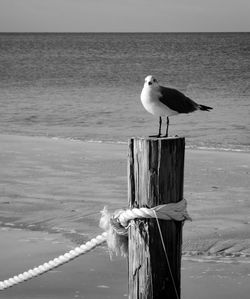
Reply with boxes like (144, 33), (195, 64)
(0, 31), (249, 34)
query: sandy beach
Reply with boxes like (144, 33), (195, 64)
(0, 134), (249, 298)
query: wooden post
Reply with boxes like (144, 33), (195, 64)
(128, 136), (185, 299)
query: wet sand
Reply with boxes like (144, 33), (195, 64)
(1, 228), (249, 299)
(0, 228), (128, 299)
(0, 134), (249, 298)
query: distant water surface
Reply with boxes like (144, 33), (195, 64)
(0, 33), (249, 151)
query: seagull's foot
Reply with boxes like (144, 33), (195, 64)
(149, 134), (179, 139)
(149, 134), (161, 138)
(162, 134), (179, 138)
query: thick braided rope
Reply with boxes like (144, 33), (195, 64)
(100, 199), (191, 257)
(0, 232), (107, 291)
(1, 200), (190, 290)
(117, 198), (191, 227)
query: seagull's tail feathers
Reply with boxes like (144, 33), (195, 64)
(198, 104), (213, 111)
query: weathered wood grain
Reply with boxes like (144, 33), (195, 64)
(128, 137), (185, 299)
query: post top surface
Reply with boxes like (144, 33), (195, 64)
(130, 136), (185, 141)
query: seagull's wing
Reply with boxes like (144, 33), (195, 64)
(159, 86), (198, 114)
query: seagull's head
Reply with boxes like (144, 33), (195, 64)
(144, 75), (159, 89)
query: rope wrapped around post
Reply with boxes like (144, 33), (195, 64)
(0, 199), (190, 290)
(99, 198), (191, 257)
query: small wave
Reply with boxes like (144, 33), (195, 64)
(186, 145), (250, 153)
(87, 139), (127, 145)
(50, 136), (127, 145)
(23, 115), (38, 122)
(51, 136), (84, 143)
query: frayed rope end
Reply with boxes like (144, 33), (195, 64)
(99, 207), (128, 258)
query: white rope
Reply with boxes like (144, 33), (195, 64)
(116, 198), (191, 227)
(0, 232), (107, 291)
(1, 200), (190, 290)
(100, 198), (191, 257)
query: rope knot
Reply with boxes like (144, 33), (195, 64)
(99, 198), (191, 257)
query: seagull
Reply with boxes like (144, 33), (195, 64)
(140, 75), (213, 137)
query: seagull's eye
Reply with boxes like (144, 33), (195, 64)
(148, 82), (152, 85)
(153, 79), (156, 82)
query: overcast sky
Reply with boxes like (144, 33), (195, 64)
(0, 0), (249, 32)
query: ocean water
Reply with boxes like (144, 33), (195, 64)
(0, 32), (249, 151)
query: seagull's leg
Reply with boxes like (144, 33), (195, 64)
(164, 116), (169, 137)
(158, 116), (162, 138)
(149, 117), (162, 138)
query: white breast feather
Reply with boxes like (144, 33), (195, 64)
(140, 87), (177, 117)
